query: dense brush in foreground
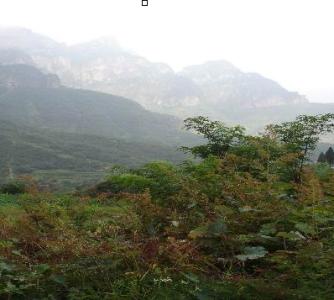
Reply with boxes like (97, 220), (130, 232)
(0, 114), (334, 299)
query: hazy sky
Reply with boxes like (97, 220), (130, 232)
(1, 0), (334, 102)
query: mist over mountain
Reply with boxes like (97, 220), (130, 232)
(0, 27), (333, 186)
(181, 61), (308, 108)
(0, 27), (325, 132)
(306, 88), (334, 103)
(0, 64), (60, 90)
(0, 27), (64, 54)
(0, 64), (194, 146)
(0, 59), (193, 184)
(0, 48), (34, 65)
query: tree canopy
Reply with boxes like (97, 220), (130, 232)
(325, 147), (334, 166)
(182, 116), (246, 158)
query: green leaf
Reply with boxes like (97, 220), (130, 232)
(35, 264), (51, 274)
(187, 203), (197, 209)
(182, 272), (200, 283)
(207, 218), (227, 236)
(0, 261), (13, 272)
(50, 274), (66, 285)
(239, 206), (260, 213)
(188, 226), (207, 239)
(171, 221), (180, 227)
(11, 250), (22, 256)
(277, 231), (305, 241)
(236, 246), (268, 261)
(295, 223), (316, 235)
(5, 281), (19, 293)
(260, 223), (277, 235)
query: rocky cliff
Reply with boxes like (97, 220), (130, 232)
(0, 27), (309, 118)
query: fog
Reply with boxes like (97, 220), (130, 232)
(1, 0), (334, 102)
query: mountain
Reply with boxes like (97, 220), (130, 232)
(0, 48), (34, 65)
(0, 120), (187, 190)
(0, 64), (60, 90)
(0, 27), (64, 54)
(0, 64), (195, 186)
(180, 61), (308, 108)
(216, 102), (334, 134)
(0, 28), (333, 188)
(0, 28), (333, 135)
(0, 28), (310, 118)
(0, 64), (195, 146)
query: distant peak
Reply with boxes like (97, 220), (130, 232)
(0, 27), (64, 53)
(68, 36), (126, 60)
(203, 60), (239, 70)
(73, 36), (122, 49)
(181, 60), (241, 76)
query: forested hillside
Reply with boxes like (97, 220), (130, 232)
(0, 121), (186, 188)
(0, 64), (197, 186)
(0, 114), (333, 299)
(0, 77), (194, 145)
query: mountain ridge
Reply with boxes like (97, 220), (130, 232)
(0, 64), (61, 90)
(0, 28), (333, 136)
(0, 27), (310, 116)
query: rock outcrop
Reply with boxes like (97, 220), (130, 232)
(0, 64), (61, 90)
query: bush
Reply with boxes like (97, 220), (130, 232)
(313, 162), (332, 181)
(92, 173), (152, 195)
(0, 181), (26, 195)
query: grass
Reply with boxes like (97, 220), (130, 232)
(0, 193), (18, 206)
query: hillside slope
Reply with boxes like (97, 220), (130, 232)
(0, 121), (186, 186)
(0, 64), (194, 186)
(0, 65), (195, 146)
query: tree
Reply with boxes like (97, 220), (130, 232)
(0, 181), (26, 194)
(325, 147), (334, 166)
(182, 116), (246, 158)
(317, 152), (326, 163)
(266, 114), (334, 182)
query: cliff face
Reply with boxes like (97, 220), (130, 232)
(30, 49), (307, 115)
(181, 61), (308, 109)
(0, 28), (308, 117)
(0, 64), (61, 90)
(28, 43), (202, 112)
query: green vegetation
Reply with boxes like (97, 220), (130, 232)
(266, 114), (334, 182)
(0, 82), (196, 146)
(0, 65), (199, 187)
(0, 121), (187, 189)
(182, 116), (246, 158)
(0, 180), (26, 194)
(0, 114), (334, 299)
(318, 146), (334, 166)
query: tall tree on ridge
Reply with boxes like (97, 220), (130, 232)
(317, 152), (326, 163)
(325, 147), (334, 166)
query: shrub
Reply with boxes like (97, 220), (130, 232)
(93, 173), (152, 195)
(0, 181), (26, 195)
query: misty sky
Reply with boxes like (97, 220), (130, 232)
(1, 0), (334, 102)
